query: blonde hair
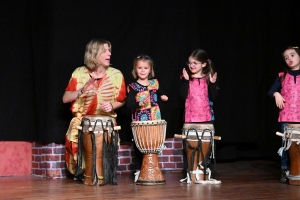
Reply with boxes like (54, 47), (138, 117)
(84, 39), (111, 70)
(132, 54), (155, 79)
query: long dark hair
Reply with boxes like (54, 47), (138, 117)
(189, 49), (215, 83)
(280, 46), (299, 82)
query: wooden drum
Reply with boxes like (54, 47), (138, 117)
(285, 124), (300, 186)
(131, 120), (167, 185)
(77, 115), (119, 186)
(182, 123), (215, 183)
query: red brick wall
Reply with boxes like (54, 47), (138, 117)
(32, 138), (184, 178)
(32, 143), (65, 178)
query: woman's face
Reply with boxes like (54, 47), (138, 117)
(283, 49), (300, 70)
(96, 43), (111, 67)
(135, 60), (151, 80)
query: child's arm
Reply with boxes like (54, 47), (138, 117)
(126, 87), (140, 110)
(208, 72), (218, 101)
(268, 76), (281, 97)
(154, 79), (168, 102)
(268, 75), (285, 109)
(179, 76), (189, 100)
(208, 82), (218, 102)
(156, 88), (168, 102)
(274, 92), (285, 109)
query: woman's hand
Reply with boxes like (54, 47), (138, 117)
(274, 92), (285, 109)
(209, 72), (217, 83)
(182, 68), (189, 80)
(100, 102), (113, 112)
(161, 95), (168, 102)
(83, 77), (96, 92)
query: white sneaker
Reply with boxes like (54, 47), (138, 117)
(134, 170), (140, 182)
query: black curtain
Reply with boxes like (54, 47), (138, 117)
(1, 0), (299, 159)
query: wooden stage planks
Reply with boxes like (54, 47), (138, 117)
(0, 160), (300, 200)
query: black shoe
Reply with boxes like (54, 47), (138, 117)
(74, 168), (85, 182)
(280, 169), (289, 183)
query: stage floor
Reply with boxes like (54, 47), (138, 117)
(0, 160), (299, 200)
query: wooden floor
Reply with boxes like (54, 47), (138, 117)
(1, 159), (300, 200)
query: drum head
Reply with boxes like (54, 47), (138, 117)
(131, 119), (167, 126)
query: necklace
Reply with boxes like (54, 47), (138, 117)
(89, 74), (102, 81)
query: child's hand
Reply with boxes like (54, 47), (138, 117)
(161, 95), (168, 102)
(182, 68), (189, 80)
(209, 72), (217, 83)
(274, 92), (285, 109)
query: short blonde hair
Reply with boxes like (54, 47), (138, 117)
(84, 39), (111, 70)
(132, 54), (155, 79)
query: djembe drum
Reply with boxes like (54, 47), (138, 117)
(284, 124), (300, 185)
(76, 115), (120, 186)
(131, 120), (167, 185)
(175, 123), (221, 184)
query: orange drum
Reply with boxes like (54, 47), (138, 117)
(77, 115), (119, 186)
(285, 124), (300, 186)
(182, 123), (215, 183)
(131, 120), (167, 185)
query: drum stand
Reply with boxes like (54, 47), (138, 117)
(136, 153), (166, 185)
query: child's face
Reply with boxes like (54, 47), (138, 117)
(283, 49), (300, 70)
(135, 60), (151, 80)
(187, 56), (206, 76)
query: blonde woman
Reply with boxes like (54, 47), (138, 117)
(63, 39), (126, 177)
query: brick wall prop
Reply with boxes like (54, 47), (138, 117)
(32, 143), (65, 178)
(118, 138), (184, 174)
(31, 138), (184, 178)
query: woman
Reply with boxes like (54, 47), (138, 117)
(63, 39), (126, 176)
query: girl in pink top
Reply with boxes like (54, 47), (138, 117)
(268, 46), (300, 183)
(180, 49), (218, 123)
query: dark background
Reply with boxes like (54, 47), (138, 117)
(0, 0), (299, 160)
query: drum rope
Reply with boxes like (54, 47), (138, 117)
(182, 128), (195, 183)
(108, 119), (118, 185)
(75, 117), (91, 179)
(199, 128), (214, 181)
(278, 127), (293, 156)
(98, 119), (108, 185)
(182, 127), (217, 184)
(90, 127), (97, 185)
(185, 128), (205, 182)
(131, 121), (166, 154)
(102, 119), (118, 185)
(199, 129), (214, 172)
